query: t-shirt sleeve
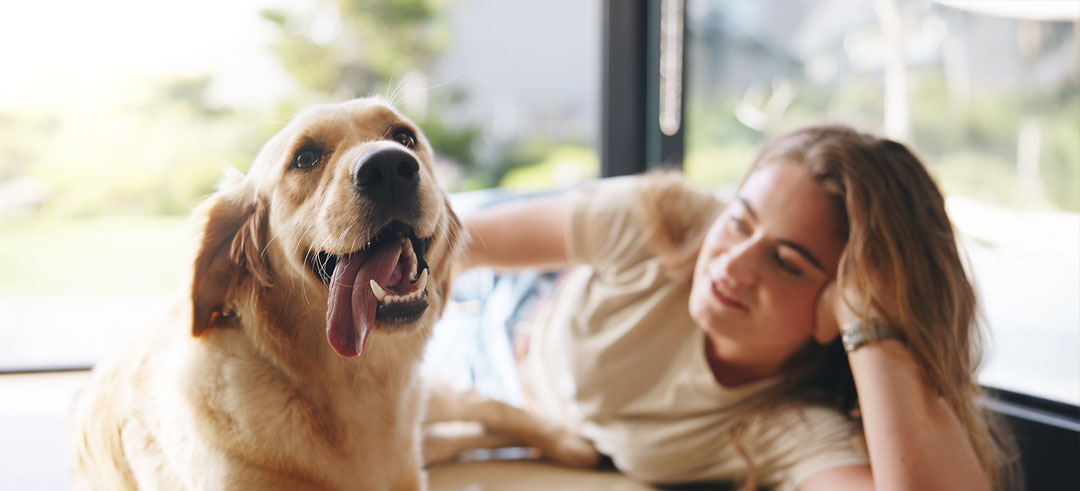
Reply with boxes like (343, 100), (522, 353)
(756, 406), (870, 491)
(565, 176), (652, 273)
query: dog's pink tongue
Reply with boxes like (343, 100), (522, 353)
(326, 241), (401, 358)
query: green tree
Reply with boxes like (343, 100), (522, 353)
(261, 0), (480, 181)
(262, 0), (450, 97)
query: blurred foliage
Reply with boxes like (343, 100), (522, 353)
(1038, 96), (1080, 211)
(260, 0), (482, 183)
(412, 87), (483, 177)
(929, 151), (1027, 209)
(0, 216), (187, 297)
(261, 0), (450, 98)
(453, 137), (595, 191)
(499, 145), (598, 191)
(0, 78), (272, 217)
(491, 139), (563, 188)
(685, 71), (1079, 212)
(2, 1), (1076, 221)
(685, 97), (761, 150)
(909, 74), (1080, 211)
(0, 0), (486, 219)
(683, 144), (759, 191)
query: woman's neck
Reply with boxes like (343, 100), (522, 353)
(704, 333), (789, 388)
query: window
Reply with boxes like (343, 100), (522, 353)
(684, 0), (1080, 405)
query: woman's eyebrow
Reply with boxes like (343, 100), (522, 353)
(777, 240), (826, 273)
(737, 197), (826, 273)
(736, 197), (758, 220)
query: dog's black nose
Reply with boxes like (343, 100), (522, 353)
(353, 148), (420, 207)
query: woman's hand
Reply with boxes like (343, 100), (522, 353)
(813, 280), (849, 345)
(813, 273), (898, 345)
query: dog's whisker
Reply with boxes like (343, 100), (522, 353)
(300, 275), (310, 305)
(420, 73), (461, 96)
(292, 225), (312, 259)
(388, 76), (406, 107)
(260, 236), (277, 259)
(297, 252), (311, 304)
(384, 75), (396, 103)
(320, 253), (335, 282)
(339, 224), (352, 244)
(293, 224), (318, 306)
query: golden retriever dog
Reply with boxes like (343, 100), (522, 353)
(68, 97), (464, 490)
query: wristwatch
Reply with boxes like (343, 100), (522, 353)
(840, 319), (903, 352)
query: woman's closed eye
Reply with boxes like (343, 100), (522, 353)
(774, 253), (803, 276)
(728, 216), (751, 235)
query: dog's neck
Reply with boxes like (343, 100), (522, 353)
(175, 274), (430, 483)
(227, 269), (430, 394)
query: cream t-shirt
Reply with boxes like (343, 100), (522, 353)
(518, 176), (869, 490)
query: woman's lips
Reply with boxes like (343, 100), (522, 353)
(711, 279), (749, 311)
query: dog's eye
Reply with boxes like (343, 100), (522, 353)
(391, 128), (417, 148)
(292, 148), (321, 169)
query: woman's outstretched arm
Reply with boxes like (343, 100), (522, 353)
(460, 191), (576, 272)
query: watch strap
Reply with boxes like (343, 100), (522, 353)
(840, 319), (902, 352)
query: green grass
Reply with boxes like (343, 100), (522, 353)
(0, 216), (189, 298)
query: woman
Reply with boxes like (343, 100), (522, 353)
(459, 125), (1017, 490)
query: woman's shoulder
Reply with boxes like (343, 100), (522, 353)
(566, 171), (724, 279)
(629, 171), (724, 279)
(633, 170), (722, 212)
(582, 171), (721, 209)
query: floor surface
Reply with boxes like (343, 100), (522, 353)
(0, 371), (658, 490)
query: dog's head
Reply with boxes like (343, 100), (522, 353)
(189, 97), (462, 359)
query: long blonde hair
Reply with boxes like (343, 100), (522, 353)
(635, 125), (1018, 489)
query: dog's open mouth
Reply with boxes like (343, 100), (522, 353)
(307, 222), (432, 358)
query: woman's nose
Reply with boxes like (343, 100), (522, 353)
(720, 241), (758, 286)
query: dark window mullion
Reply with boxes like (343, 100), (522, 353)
(601, 0), (686, 177)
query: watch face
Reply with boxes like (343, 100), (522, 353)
(841, 322), (866, 352)
(842, 334), (855, 351)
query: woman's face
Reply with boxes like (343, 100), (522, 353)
(689, 162), (845, 359)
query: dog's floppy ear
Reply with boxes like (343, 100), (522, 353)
(190, 172), (272, 337)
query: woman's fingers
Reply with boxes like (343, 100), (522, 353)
(813, 280), (842, 343)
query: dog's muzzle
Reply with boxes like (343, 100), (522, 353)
(353, 147), (420, 213)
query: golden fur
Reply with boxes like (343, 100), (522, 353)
(68, 98), (463, 490)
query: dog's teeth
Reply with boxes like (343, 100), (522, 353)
(403, 238), (418, 281)
(416, 269), (429, 292)
(370, 280), (388, 302)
